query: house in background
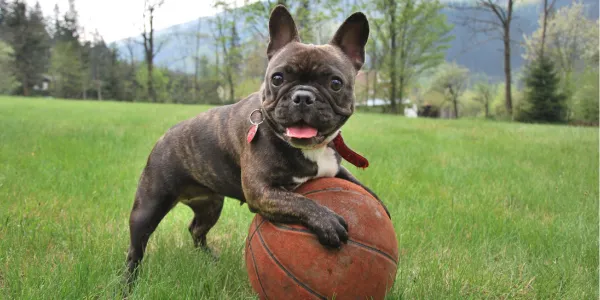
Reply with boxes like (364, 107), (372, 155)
(33, 75), (51, 92)
(355, 71), (419, 118)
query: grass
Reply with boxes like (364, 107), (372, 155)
(0, 96), (597, 299)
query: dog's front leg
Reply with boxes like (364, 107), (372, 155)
(242, 174), (349, 248)
(336, 166), (391, 218)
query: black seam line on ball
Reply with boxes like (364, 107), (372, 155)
(299, 188), (389, 219)
(257, 229), (327, 300)
(248, 217), (267, 246)
(271, 223), (398, 265)
(248, 242), (269, 300)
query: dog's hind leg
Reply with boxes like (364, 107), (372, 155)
(125, 171), (178, 286)
(182, 193), (225, 254)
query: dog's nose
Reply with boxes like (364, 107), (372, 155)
(292, 90), (315, 106)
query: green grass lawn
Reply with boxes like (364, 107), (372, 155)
(0, 96), (597, 299)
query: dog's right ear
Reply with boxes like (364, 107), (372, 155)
(267, 5), (300, 60)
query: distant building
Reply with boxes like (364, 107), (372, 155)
(33, 75), (51, 91)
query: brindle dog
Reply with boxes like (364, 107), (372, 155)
(125, 5), (390, 285)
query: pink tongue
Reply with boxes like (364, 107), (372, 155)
(286, 126), (318, 139)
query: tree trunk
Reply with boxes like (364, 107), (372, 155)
(371, 39), (378, 108)
(193, 20), (201, 103)
(453, 96), (459, 118)
(485, 102), (489, 118)
(82, 81), (87, 100)
(97, 81), (102, 101)
(504, 0), (514, 117)
(540, 0), (548, 58)
(227, 72), (234, 103)
(147, 62), (155, 102)
(22, 79), (29, 96)
(503, 25), (512, 116)
(365, 70), (370, 105)
(143, 6), (157, 103)
(388, 0), (398, 114)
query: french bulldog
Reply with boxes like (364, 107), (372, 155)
(125, 4), (390, 283)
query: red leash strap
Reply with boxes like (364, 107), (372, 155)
(332, 133), (369, 169)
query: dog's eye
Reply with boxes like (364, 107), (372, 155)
(271, 73), (284, 87)
(330, 78), (343, 91)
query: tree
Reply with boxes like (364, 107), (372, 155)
(538, 0), (556, 59)
(89, 31), (116, 100)
(0, 40), (17, 93)
(473, 80), (496, 118)
(365, 0), (453, 114)
(49, 0), (92, 99)
(572, 68), (599, 123)
(242, 0), (341, 44)
(455, 0), (516, 117)
(192, 18), (209, 102)
(2, 1), (50, 96)
(0, 0), (8, 30)
(135, 63), (169, 102)
(430, 62), (469, 118)
(50, 41), (83, 98)
(519, 55), (565, 123)
(141, 0), (166, 102)
(523, 1), (599, 119)
(211, 0), (243, 103)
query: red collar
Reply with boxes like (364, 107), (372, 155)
(332, 132), (369, 169)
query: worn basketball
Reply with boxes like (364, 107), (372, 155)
(245, 178), (398, 300)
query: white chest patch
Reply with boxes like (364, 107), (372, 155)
(292, 146), (339, 185)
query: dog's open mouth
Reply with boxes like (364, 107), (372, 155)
(285, 123), (318, 139)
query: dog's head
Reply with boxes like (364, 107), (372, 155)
(260, 5), (369, 149)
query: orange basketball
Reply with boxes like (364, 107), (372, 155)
(245, 177), (398, 300)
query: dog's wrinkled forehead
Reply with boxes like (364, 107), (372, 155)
(268, 43), (356, 80)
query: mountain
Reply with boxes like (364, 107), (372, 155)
(112, 0), (599, 82)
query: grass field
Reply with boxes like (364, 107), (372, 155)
(0, 96), (598, 299)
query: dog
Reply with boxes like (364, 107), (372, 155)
(125, 5), (390, 282)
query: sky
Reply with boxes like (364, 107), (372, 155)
(34, 0), (254, 43)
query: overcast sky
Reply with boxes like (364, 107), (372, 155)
(35, 0), (253, 43)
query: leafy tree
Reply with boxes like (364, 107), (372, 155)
(455, 0), (516, 117)
(572, 68), (599, 123)
(523, 1), (599, 119)
(135, 63), (169, 102)
(430, 62), (469, 118)
(211, 0), (243, 103)
(49, 0), (91, 99)
(472, 80), (496, 119)
(50, 41), (83, 98)
(364, 0), (453, 114)
(518, 55), (566, 123)
(0, 0), (8, 30)
(0, 40), (17, 93)
(2, 1), (50, 96)
(242, 0), (341, 44)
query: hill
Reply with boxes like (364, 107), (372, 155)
(112, 0), (599, 82)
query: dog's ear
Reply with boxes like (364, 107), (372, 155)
(267, 5), (300, 60)
(330, 12), (369, 70)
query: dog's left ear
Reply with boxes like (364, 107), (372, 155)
(330, 12), (369, 70)
(267, 5), (300, 60)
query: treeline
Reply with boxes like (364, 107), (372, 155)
(0, 0), (223, 104)
(0, 0), (597, 124)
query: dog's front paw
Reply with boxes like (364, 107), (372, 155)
(305, 207), (348, 248)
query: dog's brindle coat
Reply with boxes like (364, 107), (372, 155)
(126, 5), (390, 282)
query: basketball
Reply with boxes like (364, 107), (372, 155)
(245, 177), (398, 300)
